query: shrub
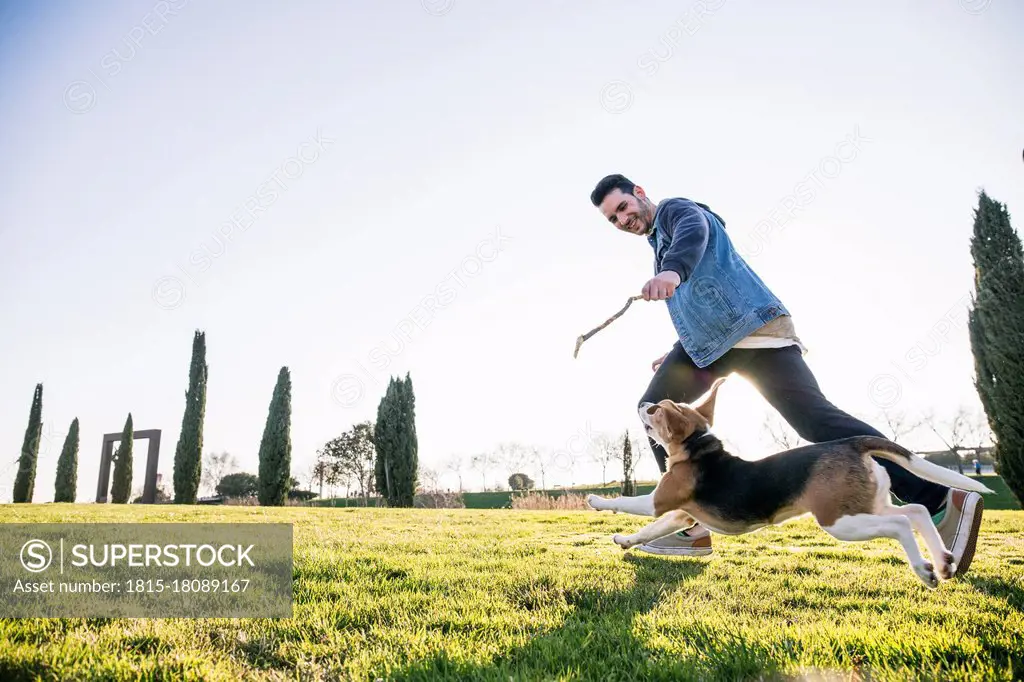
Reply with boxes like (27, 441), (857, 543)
(413, 491), (465, 509)
(510, 492), (590, 510)
(131, 487), (171, 504)
(217, 472), (259, 498)
(508, 473), (535, 491)
(223, 496), (261, 506)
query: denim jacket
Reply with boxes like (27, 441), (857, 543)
(648, 197), (788, 367)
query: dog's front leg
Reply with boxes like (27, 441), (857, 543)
(613, 510), (694, 550)
(587, 492), (655, 517)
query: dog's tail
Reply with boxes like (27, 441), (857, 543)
(851, 436), (995, 494)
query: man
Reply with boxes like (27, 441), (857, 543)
(590, 173), (985, 576)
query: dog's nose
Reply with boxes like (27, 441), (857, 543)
(638, 402), (655, 417)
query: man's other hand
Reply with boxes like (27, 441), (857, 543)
(652, 352), (669, 372)
(642, 271), (682, 301)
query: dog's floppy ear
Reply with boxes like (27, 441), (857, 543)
(690, 376), (727, 426)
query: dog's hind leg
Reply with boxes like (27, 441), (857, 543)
(869, 461), (955, 579)
(612, 510), (694, 550)
(821, 513), (939, 589)
(879, 503), (955, 580)
(587, 492), (655, 517)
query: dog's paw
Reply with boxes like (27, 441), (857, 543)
(915, 561), (939, 589)
(937, 551), (956, 580)
(612, 533), (633, 550)
(587, 494), (607, 511)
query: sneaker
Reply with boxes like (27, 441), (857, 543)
(935, 489), (984, 577)
(635, 524), (713, 557)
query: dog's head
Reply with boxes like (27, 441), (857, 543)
(638, 377), (726, 453)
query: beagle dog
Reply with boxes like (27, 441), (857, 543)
(587, 377), (994, 588)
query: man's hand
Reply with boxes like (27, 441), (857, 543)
(642, 271), (681, 301)
(652, 351), (669, 373)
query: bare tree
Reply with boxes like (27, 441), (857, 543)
(924, 407), (971, 474)
(761, 411), (803, 451)
(628, 435), (659, 483)
(495, 441), (534, 481)
(528, 445), (548, 491)
(200, 451), (239, 497)
(588, 432), (621, 486)
(470, 452), (492, 491)
(876, 407), (921, 443)
(960, 406), (996, 472)
(444, 454), (465, 492)
(419, 466), (440, 492)
(963, 408), (994, 449)
(546, 444), (578, 487)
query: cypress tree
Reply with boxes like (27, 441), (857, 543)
(967, 190), (1024, 505)
(395, 373), (419, 507)
(13, 383), (43, 503)
(257, 366), (292, 506)
(373, 374), (419, 507)
(53, 417), (81, 503)
(173, 330), (208, 504)
(373, 377), (398, 504)
(621, 431), (636, 497)
(110, 413), (134, 504)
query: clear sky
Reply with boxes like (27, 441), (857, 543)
(1, 0), (1022, 502)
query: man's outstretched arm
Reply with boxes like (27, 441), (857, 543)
(658, 198), (710, 284)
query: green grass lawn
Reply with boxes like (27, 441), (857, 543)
(1, 504), (1022, 681)
(969, 475), (1021, 510)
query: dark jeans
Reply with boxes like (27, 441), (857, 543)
(639, 342), (949, 514)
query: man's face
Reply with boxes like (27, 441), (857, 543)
(598, 187), (653, 236)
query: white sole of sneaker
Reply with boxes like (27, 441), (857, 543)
(634, 545), (713, 557)
(952, 494), (984, 577)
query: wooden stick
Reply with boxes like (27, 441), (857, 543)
(574, 295), (644, 358)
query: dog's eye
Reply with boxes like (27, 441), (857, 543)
(645, 405), (659, 415)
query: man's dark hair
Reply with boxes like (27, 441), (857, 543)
(590, 174), (636, 207)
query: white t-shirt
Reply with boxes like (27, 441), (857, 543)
(731, 315), (808, 355)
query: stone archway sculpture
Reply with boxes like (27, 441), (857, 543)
(95, 429), (163, 503)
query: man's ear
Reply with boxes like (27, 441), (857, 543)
(690, 377), (727, 426)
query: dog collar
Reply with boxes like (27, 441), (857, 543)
(683, 429), (717, 452)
